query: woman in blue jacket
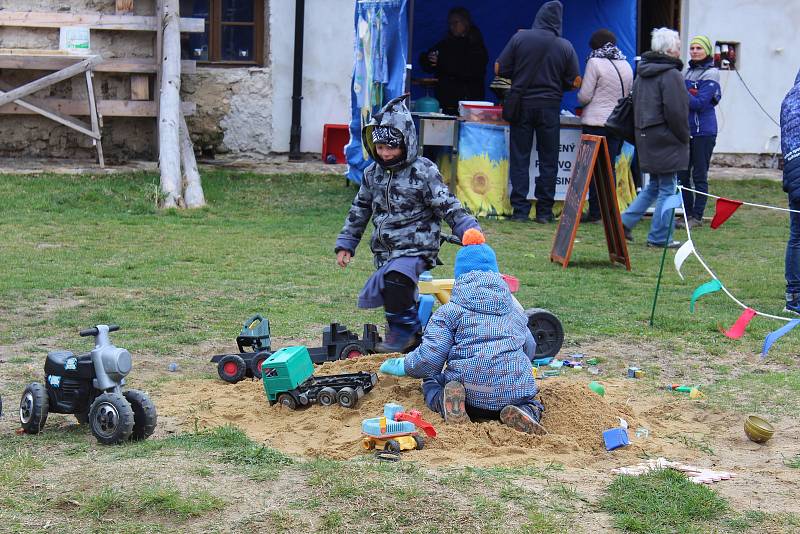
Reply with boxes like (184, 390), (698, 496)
(677, 35), (721, 229)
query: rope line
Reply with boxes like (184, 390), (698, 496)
(678, 185), (800, 214)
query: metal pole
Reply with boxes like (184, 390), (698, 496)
(288, 0), (305, 160)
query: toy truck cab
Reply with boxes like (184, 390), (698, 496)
(261, 346), (315, 408)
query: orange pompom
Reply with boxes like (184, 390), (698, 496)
(461, 228), (486, 246)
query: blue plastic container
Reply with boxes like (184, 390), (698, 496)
(603, 427), (630, 451)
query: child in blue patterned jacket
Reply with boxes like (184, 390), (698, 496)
(379, 229), (545, 435)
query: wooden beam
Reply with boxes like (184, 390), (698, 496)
(0, 56), (101, 108)
(158, 0), (183, 207)
(0, 98), (196, 117)
(0, 81), (98, 140)
(0, 55), (196, 74)
(130, 74), (150, 100)
(0, 11), (205, 33)
(116, 0), (135, 14)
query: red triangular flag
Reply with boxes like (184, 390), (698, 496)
(710, 197), (743, 229)
(722, 308), (756, 339)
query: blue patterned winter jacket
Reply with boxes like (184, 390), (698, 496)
(403, 271), (538, 411)
(782, 69), (800, 200)
(685, 58), (721, 137)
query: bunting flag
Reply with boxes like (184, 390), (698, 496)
(674, 241), (695, 280)
(659, 193), (683, 222)
(710, 198), (744, 229)
(690, 279), (722, 312)
(723, 308), (757, 339)
(761, 319), (800, 358)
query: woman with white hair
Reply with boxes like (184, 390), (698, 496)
(621, 28), (690, 248)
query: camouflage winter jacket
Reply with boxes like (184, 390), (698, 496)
(335, 95), (480, 269)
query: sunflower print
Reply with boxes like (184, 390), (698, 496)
(455, 154), (512, 219)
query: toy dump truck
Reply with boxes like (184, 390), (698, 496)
(261, 346), (377, 410)
(361, 403), (437, 453)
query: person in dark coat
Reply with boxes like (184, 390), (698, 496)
(419, 7), (489, 115)
(782, 68), (800, 313)
(620, 28), (690, 249)
(495, 0), (580, 223)
(675, 35), (722, 230)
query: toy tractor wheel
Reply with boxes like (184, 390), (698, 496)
(525, 308), (564, 359)
(338, 342), (365, 360)
(277, 393), (297, 410)
(337, 387), (358, 408)
(413, 435), (425, 450)
(317, 387), (337, 406)
(217, 355), (247, 383)
(250, 351), (270, 380)
(123, 390), (157, 441)
(384, 439), (401, 453)
(19, 383), (49, 434)
(88, 392), (134, 445)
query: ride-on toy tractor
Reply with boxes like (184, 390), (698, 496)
(212, 314), (273, 383)
(361, 403), (437, 453)
(19, 325), (157, 445)
(262, 346), (378, 409)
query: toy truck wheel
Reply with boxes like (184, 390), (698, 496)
(123, 390), (157, 441)
(217, 355), (247, 383)
(250, 351), (270, 380)
(19, 383), (49, 434)
(88, 392), (134, 445)
(337, 387), (358, 408)
(362, 437), (375, 451)
(317, 387), (337, 406)
(525, 308), (564, 359)
(338, 342), (365, 360)
(413, 435), (425, 450)
(277, 393), (297, 410)
(384, 439), (401, 453)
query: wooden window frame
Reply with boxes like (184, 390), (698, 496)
(197, 0), (265, 67)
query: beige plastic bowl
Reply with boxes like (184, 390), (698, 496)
(744, 415), (775, 444)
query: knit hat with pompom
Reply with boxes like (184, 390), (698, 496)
(454, 229), (499, 279)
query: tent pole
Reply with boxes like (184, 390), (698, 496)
(405, 0), (414, 94)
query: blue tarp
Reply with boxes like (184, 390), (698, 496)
(411, 0), (637, 112)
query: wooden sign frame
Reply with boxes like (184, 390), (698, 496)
(550, 134), (631, 270)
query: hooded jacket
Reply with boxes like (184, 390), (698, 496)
(633, 51), (690, 173)
(335, 95), (479, 268)
(781, 69), (800, 200)
(685, 57), (721, 137)
(495, 1), (580, 108)
(403, 271), (539, 411)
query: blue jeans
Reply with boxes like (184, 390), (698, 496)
(509, 106), (560, 219)
(421, 374), (543, 422)
(678, 136), (716, 219)
(621, 173), (678, 245)
(785, 197), (800, 300)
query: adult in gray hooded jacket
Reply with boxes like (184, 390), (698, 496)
(621, 28), (690, 249)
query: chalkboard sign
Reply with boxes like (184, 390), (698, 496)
(550, 134), (631, 270)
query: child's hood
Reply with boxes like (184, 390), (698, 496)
(450, 271), (515, 316)
(362, 94), (419, 170)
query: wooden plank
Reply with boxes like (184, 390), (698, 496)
(130, 74), (150, 100)
(0, 55), (196, 74)
(85, 70), (105, 167)
(0, 81), (98, 139)
(0, 98), (196, 117)
(116, 0), (135, 14)
(0, 56), (101, 108)
(0, 12), (205, 33)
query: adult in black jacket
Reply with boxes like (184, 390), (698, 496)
(495, 1), (580, 223)
(419, 7), (489, 115)
(620, 28), (690, 248)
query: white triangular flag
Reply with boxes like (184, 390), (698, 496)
(674, 240), (695, 280)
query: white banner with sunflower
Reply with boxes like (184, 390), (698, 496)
(448, 122), (637, 219)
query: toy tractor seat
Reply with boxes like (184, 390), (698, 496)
(46, 350), (75, 367)
(236, 315), (271, 353)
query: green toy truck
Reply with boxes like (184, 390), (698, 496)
(261, 346), (378, 410)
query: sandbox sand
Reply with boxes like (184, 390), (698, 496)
(157, 354), (711, 467)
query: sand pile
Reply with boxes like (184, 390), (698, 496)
(157, 354), (660, 466)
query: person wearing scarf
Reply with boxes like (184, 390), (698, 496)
(577, 29), (634, 223)
(675, 35), (722, 230)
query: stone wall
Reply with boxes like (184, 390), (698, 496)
(0, 0), (272, 162)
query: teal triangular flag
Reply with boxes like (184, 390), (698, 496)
(690, 279), (722, 313)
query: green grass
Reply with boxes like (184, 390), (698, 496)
(707, 369), (800, 416)
(785, 454), (800, 469)
(80, 483), (224, 521)
(601, 469), (729, 533)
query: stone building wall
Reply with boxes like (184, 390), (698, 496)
(0, 0), (272, 162)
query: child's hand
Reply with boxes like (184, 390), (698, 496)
(336, 250), (352, 268)
(379, 357), (406, 376)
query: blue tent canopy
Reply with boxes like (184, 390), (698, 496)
(410, 0), (637, 112)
